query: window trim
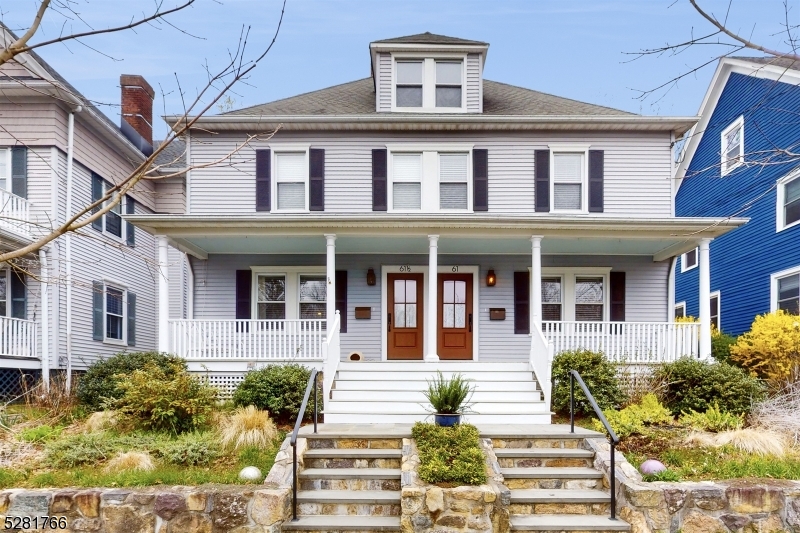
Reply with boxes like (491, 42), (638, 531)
(102, 280), (128, 346)
(541, 275), (564, 321)
(776, 168), (800, 232)
(537, 267), (611, 321)
(0, 148), (10, 192)
(770, 264), (800, 313)
(681, 248), (699, 273)
(250, 266), (326, 320)
(674, 301), (686, 319)
(270, 145), (310, 213)
(721, 116), (744, 176)
(709, 290), (720, 331)
(391, 54), (467, 113)
(94, 177), (132, 244)
(0, 268), (8, 317)
(549, 144), (591, 214)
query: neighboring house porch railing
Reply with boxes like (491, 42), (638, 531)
(542, 321), (700, 363)
(0, 189), (31, 239)
(169, 319), (326, 361)
(0, 317), (37, 359)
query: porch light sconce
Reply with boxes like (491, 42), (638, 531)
(486, 269), (497, 287)
(366, 268), (376, 286)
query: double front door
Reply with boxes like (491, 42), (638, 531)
(387, 272), (473, 360)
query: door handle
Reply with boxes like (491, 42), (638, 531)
(388, 313), (392, 332)
(469, 313), (473, 332)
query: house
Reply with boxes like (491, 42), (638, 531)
(128, 32), (744, 424)
(673, 57), (800, 335)
(0, 24), (190, 394)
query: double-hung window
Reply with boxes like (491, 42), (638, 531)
(778, 171), (800, 230)
(773, 268), (800, 315)
(439, 153), (468, 209)
(299, 276), (326, 320)
(721, 117), (744, 175)
(392, 153), (423, 210)
(552, 153), (584, 211)
(542, 277), (563, 321)
(257, 276), (286, 319)
(674, 302), (686, 319)
(575, 277), (604, 321)
(91, 173), (134, 244)
(105, 286), (125, 341)
(275, 152), (307, 211)
(709, 291), (720, 330)
(0, 148), (10, 191)
(254, 268), (327, 323)
(92, 281), (135, 345)
(435, 61), (462, 108)
(396, 61), (423, 108)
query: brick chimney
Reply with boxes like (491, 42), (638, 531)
(120, 74), (155, 148)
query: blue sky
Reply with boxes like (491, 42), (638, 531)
(4, 0), (797, 139)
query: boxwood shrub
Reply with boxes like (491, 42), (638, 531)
(232, 363), (321, 424)
(411, 422), (487, 486)
(551, 349), (625, 416)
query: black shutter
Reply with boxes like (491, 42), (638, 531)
(235, 270), (252, 320)
(92, 281), (104, 341)
(125, 196), (136, 247)
(372, 149), (387, 211)
(473, 149), (488, 211)
(610, 271), (625, 321)
(255, 149), (271, 212)
(10, 270), (26, 319)
(589, 150), (604, 213)
(11, 147), (27, 199)
(534, 149), (550, 212)
(91, 173), (104, 231)
(335, 270), (347, 333)
(309, 148), (325, 211)
(127, 292), (137, 346)
(514, 271), (530, 334)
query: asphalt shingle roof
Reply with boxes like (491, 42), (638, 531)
(372, 32), (488, 46)
(225, 78), (634, 117)
(153, 139), (187, 167)
(733, 55), (800, 71)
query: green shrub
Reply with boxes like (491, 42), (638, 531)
(423, 372), (474, 414)
(18, 425), (63, 443)
(680, 404), (744, 432)
(551, 349), (624, 416)
(712, 331), (738, 365)
(155, 432), (220, 466)
(592, 393), (673, 439)
(412, 422), (487, 486)
(654, 358), (765, 416)
(232, 364), (321, 424)
(113, 362), (218, 434)
(77, 352), (187, 411)
(45, 433), (114, 467)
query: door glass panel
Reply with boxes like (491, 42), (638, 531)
(442, 280), (466, 329)
(454, 304), (466, 328)
(406, 302), (417, 327)
(444, 281), (454, 303)
(394, 279), (406, 302)
(405, 280), (416, 303)
(393, 279), (417, 328)
(394, 303), (406, 328)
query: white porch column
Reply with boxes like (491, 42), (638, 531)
(531, 236), (543, 332)
(325, 234), (336, 332)
(698, 238), (713, 359)
(425, 235), (440, 362)
(157, 235), (170, 353)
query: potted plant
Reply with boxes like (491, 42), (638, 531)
(423, 371), (475, 426)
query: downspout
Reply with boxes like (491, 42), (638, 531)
(39, 249), (49, 390)
(49, 147), (60, 379)
(64, 106), (81, 389)
(667, 256), (678, 322)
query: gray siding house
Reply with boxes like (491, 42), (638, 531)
(130, 33), (744, 423)
(0, 25), (189, 391)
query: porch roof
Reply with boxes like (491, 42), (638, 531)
(127, 214), (746, 261)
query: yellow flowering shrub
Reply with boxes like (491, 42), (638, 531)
(675, 315), (699, 323)
(730, 311), (800, 381)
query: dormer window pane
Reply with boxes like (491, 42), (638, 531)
(436, 61), (462, 108)
(397, 61), (423, 108)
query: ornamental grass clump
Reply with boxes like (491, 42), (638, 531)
(219, 405), (278, 450)
(411, 422), (487, 486)
(423, 371), (474, 414)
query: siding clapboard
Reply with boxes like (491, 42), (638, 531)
(377, 53), (392, 112)
(466, 54), (481, 113)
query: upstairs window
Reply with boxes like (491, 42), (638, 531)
(0, 148), (9, 191)
(778, 172), (800, 230)
(681, 248), (698, 272)
(439, 153), (468, 209)
(391, 153), (423, 210)
(90, 173), (134, 244)
(396, 61), (423, 108)
(275, 152), (307, 210)
(721, 116), (744, 175)
(552, 153), (584, 211)
(435, 61), (462, 108)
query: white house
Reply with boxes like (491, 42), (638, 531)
(129, 33), (745, 423)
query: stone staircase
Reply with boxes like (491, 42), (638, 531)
(282, 431), (403, 532)
(490, 431), (630, 532)
(325, 362), (551, 424)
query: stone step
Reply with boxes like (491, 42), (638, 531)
(305, 456), (401, 469)
(508, 489), (612, 516)
(494, 448), (595, 459)
(299, 477), (401, 492)
(502, 467), (603, 479)
(282, 515), (401, 531)
(296, 490), (401, 505)
(509, 489), (611, 504)
(306, 438), (403, 450)
(510, 514), (631, 531)
(299, 468), (401, 480)
(305, 449), (403, 459)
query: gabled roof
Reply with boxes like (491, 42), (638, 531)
(154, 139), (187, 168)
(372, 32), (487, 46)
(224, 78), (635, 117)
(674, 56), (800, 189)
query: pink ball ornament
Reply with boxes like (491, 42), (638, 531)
(640, 459), (666, 475)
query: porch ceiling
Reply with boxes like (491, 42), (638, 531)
(127, 214), (748, 261)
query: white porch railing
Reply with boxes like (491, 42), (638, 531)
(322, 311), (341, 410)
(0, 316), (37, 358)
(542, 321), (700, 363)
(0, 189), (31, 238)
(169, 319), (326, 361)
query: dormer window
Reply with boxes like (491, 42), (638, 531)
(393, 57), (465, 112)
(396, 61), (423, 107)
(436, 61), (462, 107)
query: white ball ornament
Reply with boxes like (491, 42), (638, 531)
(639, 459), (666, 475)
(239, 466), (263, 481)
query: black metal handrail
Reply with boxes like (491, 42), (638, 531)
(290, 369), (321, 521)
(569, 370), (620, 521)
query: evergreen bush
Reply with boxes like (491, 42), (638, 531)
(232, 363), (321, 424)
(551, 349), (624, 415)
(411, 422), (487, 486)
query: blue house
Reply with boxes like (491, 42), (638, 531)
(674, 57), (800, 335)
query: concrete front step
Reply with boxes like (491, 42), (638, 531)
(325, 402), (547, 415)
(337, 362), (532, 372)
(334, 379), (539, 392)
(296, 490), (401, 505)
(304, 449), (403, 459)
(510, 489), (610, 504)
(336, 370), (533, 382)
(300, 468), (401, 480)
(510, 514), (630, 531)
(324, 413), (553, 424)
(502, 467), (603, 479)
(331, 390), (542, 403)
(282, 515), (401, 531)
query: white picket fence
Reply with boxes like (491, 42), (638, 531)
(0, 316), (37, 358)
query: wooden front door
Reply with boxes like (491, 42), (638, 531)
(438, 273), (473, 360)
(387, 274), (424, 360)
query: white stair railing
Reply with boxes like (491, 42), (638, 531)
(322, 311), (341, 411)
(530, 324), (554, 409)
(0, 317), (37, 358)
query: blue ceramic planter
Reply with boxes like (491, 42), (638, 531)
(434, 414), (461, 427)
